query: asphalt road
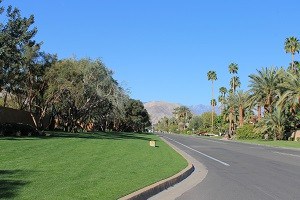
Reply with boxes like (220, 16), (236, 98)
(157, 133), (300, 200)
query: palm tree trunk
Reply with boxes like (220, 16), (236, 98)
(211, 81), (214, 132)
(239, 106), (244, 126)
(257, 105), (262, 120)
(292, 53), (295, 73)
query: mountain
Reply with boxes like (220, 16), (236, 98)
(189, 104), (220, 115)
(144, 101), (181, 124)
(144, 101), (220, 125)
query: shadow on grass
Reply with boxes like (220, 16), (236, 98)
(0, 132), (154, 141)
(0, 170), (30, 199)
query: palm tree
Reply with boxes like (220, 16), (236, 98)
(228, 63), (239, 93)
(211, 98), (217, 107)
(230, 76), (241, 92)
(284, 37), (300, 73)
(288, 61), (300, 74)
(249, 91), (264, 120)
(248, 67), (283, 114)
(219, 87), (227, 98)
(255, 108), (287, 140)
(225, 92), (237, 136)
(277, 71), (300, 139)
(235, 90), (250, 127)
(207, 70), (217, 132)
(173, 106), (192, 131)
(218, 87), (227, 113)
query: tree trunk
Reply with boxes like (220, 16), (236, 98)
(257, 105), (262, 120)
(3, 91), (7, 107)
(211, 81), (214, 133)
(292, 53), (295, 73)
(239, 106), (244, 127)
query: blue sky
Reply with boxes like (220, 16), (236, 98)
(3, 0), (300, 106)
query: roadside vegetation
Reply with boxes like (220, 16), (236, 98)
(0, 132), (187, 199)
(156, 38), (300, 143)
(0, 2), (151, 133)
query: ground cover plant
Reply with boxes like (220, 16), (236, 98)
(0, 132), (187, 199)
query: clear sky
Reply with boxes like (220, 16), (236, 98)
(3, 0), (300, 106)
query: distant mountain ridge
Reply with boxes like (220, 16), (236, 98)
(144, 101), (219, 124)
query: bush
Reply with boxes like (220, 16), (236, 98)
(0, 123), (43, 137)
(236, 124), (261, 139)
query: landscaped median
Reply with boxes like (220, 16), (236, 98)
(0, 132), (188, 199)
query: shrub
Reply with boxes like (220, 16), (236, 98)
(236, 124), (261, 139)
(0, 123), (43, 137)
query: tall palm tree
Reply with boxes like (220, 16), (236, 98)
(219, 87), (227, 113)
(207, 70), (217, 132)
(219, 87), (227, 98)
(225, 92), (237, 136)
(228, 63), (239, 93)
(230, 76), (241, 92)
(284, 37), (300, 73)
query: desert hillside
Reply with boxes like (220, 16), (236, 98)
(144, 101), (181, 124)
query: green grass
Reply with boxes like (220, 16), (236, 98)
(236, 139), (300, 149)
(0, 132), (187, 199)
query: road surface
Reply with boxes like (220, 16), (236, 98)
(157, 133), (300, 200)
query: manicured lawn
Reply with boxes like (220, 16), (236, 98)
(236, 139), (300, 149)
(0, 132), (187, 199)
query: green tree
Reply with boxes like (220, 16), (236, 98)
(188, 115), (203, 132)
(45, 58), (128, 132)
(173, 106), (192, 131)
(207, 70), (217, 132)
(248, 67), (283, 114)
(277, 71), (300, 137)
(230, 76), (241, 92)
(0, 3), (38, 107)
(284, 36), (300, 73)
(218, 87), (227, 113)
(254, 108), (287, 140)
(228, 63), (239, 93)
(235, 90), (250, 127)
(124, 99), (151, 132)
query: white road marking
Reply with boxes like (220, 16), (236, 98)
(273, 151), (300, 158)
(164, 136), (230, 166)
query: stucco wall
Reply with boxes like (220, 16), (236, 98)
(0, 106), (50, 129)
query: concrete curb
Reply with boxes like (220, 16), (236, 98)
(119, 138), (195, 200)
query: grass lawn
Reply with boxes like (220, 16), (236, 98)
(236, 139), (300, 149)
(0, 132), (187, 199)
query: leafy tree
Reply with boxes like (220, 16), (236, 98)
(123, 99), (151, 132)
(0, 3), (38, 106)
(45, 58), (128, 132)
(284, 36), (300, 73)
(188, 115), (203, 132)
(207, 70), (217, 132)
